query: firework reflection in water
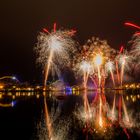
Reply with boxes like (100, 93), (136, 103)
(36, 98), (73, 140)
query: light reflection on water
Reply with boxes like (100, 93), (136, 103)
(0, 90), (139, 140)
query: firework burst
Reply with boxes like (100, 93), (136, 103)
(35, 27), (76, 86)
(73, 37), (116, 88)
(105, 60), (115, 86)
(130, 35), (140, 58)
(117, 52), (132, 86)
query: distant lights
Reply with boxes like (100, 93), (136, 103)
(36, 94), (40, 99)
(12, 76), (16, 80)
(0, 85), (4, 89)
(12, 101), (16, 107)
(0, 94), (2, 99)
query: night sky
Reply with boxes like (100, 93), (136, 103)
(0, 0), (140, 83)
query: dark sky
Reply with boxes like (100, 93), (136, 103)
(0, 0), (140, 83)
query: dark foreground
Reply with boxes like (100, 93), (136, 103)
(0, 91), (139, 140)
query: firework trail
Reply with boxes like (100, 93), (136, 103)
(105, 60), (115, 87)
(125, 22), (140, 30)
(111, 94), (116, 121)
(99, 95), (103, 128)
(118, 51), (132, 87)
(37, 97), (73, 140)
(97, 66), (101, 88)
(79, 61), (92, 88)
(118, 94), (131, 127)
(118, 95), (123, 124)
(35, 24), (76, 86)
(44, 97), (53, 140)
(115, 60), (120, 84)
(44, 49), (54, 86)
(83, 90), (91, 124)
(115, 46), (124, 85)
(90, 76), (97, 88)
(94, 54), (103, 88)
(122, 96), (130, 124)
(120, 56), (125, 87)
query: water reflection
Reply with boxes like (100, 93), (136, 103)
(0, 90), (139, 139)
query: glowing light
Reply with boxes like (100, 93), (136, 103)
(0, 101), (15, 107)
(0, 94), (2, 99)
(132, 97), (135, 102)
(43, 92), (46, 96)
(99, 96), (103, 128)
(126, 96), (129, 101)
(94, 54), (103, 87)
(0, 85), (4, 89)
(36, 94), (40, 99)
(8, 92), (12, 96)
(94, 54), (103, 67)
(119, 46), (124, 53)
(12, 76), (16, 80)
(28, 93), (31, 96)
(12, 101), (16, 107)
(12, 95), (15, 99)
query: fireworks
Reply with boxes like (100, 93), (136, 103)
(79, 61), (92, 73)
(35, 26), (76, 86)
(94, 54), (103, 67)
(35, 25), (138, 89)
(130, 35), (140, 58)
(119, 54), (129, 66)
(79, 61), (93, 88)
(105, 61), (115, 86)
(124, 21), (140, 77)
(93, 54), (103, 87)
(125, 21), (140, 58)
(73, 37), (117, 88)
(36, 30), (76, 66)
(105, 60), (115, 72)
(124, 22), (140, 30)
(33, 23), (140, 140)
(118, 52), (132, 86)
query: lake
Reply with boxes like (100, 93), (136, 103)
(0, 90), (139, 140)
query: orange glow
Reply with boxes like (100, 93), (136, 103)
(99, 96), (103, 128)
